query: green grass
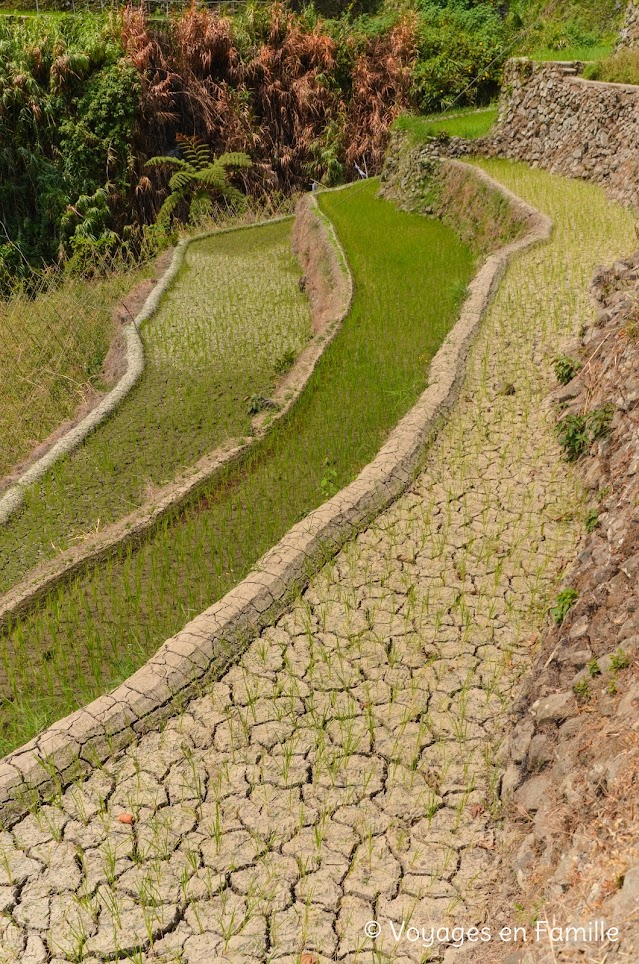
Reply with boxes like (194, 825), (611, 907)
(0, 260), (153, 480)
(0, 9), (81, 16)
(529, 44), (613, 62)
(0, 178), (475, 753)
(0, 218), (311, 592)
(583, 48), (639, 85)
(395, 107), (498, 144)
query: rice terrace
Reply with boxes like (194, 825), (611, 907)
(3, 0), (639, 961)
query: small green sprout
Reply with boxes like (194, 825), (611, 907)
(585, 509), (599, 533)
(573, 679), (591, 701)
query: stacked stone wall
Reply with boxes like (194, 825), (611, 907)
(384, 58), (639, 215)
(484, 59), (639, 210)
(618, 0), (639, 49)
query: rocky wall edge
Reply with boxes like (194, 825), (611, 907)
(389, 58), (639, 214)
(0, 163), (552, 825)
(467, 59), (639, 211)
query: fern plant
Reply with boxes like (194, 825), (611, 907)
(146, 134), (252, 225)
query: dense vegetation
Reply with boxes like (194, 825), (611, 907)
(0, 0), (621, 282)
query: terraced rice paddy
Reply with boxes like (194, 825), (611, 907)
(0, 219), (311, 592)
(1, 162), (636, 964)
(396, 107), (499, 143)
(0, 179), (475, 754)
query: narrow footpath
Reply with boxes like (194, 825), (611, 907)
(0, 162), (635, 964)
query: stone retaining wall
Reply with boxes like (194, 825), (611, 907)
(464, 244), (639, 964)
(484, 59), (639, 210)
(619, 0), (639, 49)
(386, 58), (639, 215)
(0, 163), (550, 823)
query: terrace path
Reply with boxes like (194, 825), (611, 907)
(0, 163), (635, 964)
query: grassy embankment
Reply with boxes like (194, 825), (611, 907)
(529, 44), (613, 62)
(0, 263), (153, 480)
(0, 179), (475, 753)
(583, 49), (639, 85)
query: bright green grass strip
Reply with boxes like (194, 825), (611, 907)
(0, 179), (475, 753)
(529, 44), (613, 62)
(396, 107), (498, 144)
(0, 218), (311, 592)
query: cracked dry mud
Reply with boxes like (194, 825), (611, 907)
(0, 163), (635, 964)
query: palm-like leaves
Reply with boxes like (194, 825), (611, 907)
(146, 134), (251, 224)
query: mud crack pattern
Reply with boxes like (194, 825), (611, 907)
(0, 163), (635, 963)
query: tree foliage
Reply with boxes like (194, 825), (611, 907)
(0, 0), (621, 281)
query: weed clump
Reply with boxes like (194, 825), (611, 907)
(247, 395), (278, 416)
(556, 406), (614, 460)
(585, 508), (599, 533)
(554, 354), (582, 385)
(551, 588), (578, 625)
(610, 649), (631, 672)
(573, 679), (591, 701)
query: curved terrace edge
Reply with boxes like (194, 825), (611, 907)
(0, 162), (552, 825)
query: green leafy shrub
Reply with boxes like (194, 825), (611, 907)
(587, 657), (601, 677)
(274, 349), (297, 376)
(146, 135), (252, 227)
(573, 678), (591, 700)
(410, 3), (505, 113)
(585, 508), (599, 533)
(554, 354), (582, 385)
(539, 18), (599, 52)
(58, 61), (141, 198)
(516, 0), (620, 59)
(246, 394), (278, 416)
(551, 587), (578, 625)
(556, 406), (614, 460)
(610, 649), (631, 671)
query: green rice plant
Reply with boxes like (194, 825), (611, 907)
(0, 178), (475, 753)
(0, 218), (311, 592)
